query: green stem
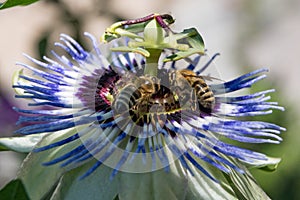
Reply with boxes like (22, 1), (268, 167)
(144, 48), (162, 77)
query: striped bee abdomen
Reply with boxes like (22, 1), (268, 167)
(171, 69), (215, 113)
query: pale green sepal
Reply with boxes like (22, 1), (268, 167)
(49, 163), (118, 200)
(12, 69), (25, 95)
(224, 161), (271, 200)
(18, 127), (86, 200)
(0, 134), (47, 152)
(246, 156), (282, 172)
(118, 157), (237, 200)
(118, 160), (188, 200)
(185, 162), (237, 200)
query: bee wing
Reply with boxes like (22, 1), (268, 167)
(201, 75), (224, 83)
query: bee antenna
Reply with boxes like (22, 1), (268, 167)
(196, 53), (220, 74)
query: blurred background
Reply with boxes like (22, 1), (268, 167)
(0, 0), (299, 199)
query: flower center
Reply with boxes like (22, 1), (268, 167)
(128, 83), (181, 126)
(93, 68), (215, 138)
(113, 74), (181, 127)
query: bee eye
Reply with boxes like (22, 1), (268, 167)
(151, 77), (157, 82)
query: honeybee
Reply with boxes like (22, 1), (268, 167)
(113, 74), (180, 126)
(114, 75), (158, 106)
(169, 69), (215, 113)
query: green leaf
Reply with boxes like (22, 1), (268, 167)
(0, 0), (40, 10)
(0, 134), (47, 152)
(0, 179), (30, 200)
